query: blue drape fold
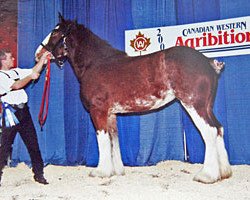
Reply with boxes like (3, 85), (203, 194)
(15, 0), (66, 165)
(219, 0), (250, 165)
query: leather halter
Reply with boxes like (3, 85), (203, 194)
(41, 24), (72, 68)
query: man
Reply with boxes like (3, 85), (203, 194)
(0, 49), (50, 185)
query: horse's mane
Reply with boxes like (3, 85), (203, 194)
(69, 22), (127, 62)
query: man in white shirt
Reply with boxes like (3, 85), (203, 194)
(0, 49), (50, 185)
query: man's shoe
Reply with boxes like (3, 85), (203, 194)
(34, 175), (49, 185)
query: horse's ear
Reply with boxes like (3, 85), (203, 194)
(73, 19), (78, 25)
(58, 12), (65, 23)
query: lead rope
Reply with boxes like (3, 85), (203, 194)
(38, 57), (51, 130)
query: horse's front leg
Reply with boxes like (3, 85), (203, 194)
(108, 114), (125, 176)
(89, 109), (115, 178)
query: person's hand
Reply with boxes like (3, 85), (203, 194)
(40, 51), (52, 63)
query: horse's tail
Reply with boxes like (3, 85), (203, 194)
(209, 59), (225, 74)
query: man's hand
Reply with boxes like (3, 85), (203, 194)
(33, 51), (52, 73)
(40, 51), (52, 64)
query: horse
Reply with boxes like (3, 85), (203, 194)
(35, 14), (232, 184)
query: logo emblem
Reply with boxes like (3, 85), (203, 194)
(130, 32), (151, 55)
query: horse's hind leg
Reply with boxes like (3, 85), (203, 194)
(209, 113), (232, 179)
(181, 102), (231, 183)
(108, 114), (125, 176)
(89, 109), (114, 178)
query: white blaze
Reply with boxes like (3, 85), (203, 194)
(35, 25), (59, 61)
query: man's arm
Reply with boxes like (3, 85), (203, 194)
(10, 72), (39, 90)
(11, 51), (51, 90)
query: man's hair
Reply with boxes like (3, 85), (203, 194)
(0, 49), (12, 68)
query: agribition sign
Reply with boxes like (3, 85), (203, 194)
(125, 16), (250, 58)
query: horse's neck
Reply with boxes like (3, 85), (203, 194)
(67, 27), (126, 79)
(80, 29), (125, 61)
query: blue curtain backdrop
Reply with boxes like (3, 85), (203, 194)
(14, 0), (250, 167)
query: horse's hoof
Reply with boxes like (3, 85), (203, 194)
(193, 170), (220, 184)
(113, 163), (125, 176)
(220, 165), (232, 180)
(89, 169), (114, 178)
(114, 168), (125, 176)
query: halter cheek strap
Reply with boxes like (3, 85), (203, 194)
(40, 43), (50, 51)
(42, 35), (68, 68)
(63, 37), (68, 50)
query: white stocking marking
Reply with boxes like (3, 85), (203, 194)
(94, 130), (114, 177)
(216, 127), (232, 178)
(181, 103), (220, 183)
(111, 135), (125, 175)
(35, 25), (59, 61)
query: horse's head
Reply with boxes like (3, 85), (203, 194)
(35, 13), (74, 68)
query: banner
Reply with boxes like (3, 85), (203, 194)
(125, 16), (250, 58)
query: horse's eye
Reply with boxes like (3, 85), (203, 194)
(52, 31), (57, 36)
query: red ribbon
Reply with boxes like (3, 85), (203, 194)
(38, 57), (51, 129)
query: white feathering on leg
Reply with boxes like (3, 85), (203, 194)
(111, 135), (125, 175)
(181, 103), (220, 183)
(216, 127), (232, 179)
(90, 130), (114, 177)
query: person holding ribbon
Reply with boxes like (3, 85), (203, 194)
(0, 48), (51, 185)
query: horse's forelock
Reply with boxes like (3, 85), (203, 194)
(55, 20), (76, 37)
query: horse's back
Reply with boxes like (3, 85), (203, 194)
(164, 46), (214, 73)
(162, 46), (219, 107)
(81, 46), (218, 112)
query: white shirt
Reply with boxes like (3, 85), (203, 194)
(0, 68), (32, 105)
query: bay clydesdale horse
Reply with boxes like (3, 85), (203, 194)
(35, 14), (232, 183)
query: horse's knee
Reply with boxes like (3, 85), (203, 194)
(90, 108), (109, 132)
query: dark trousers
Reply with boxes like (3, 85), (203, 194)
(0, 104), (44, 176)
